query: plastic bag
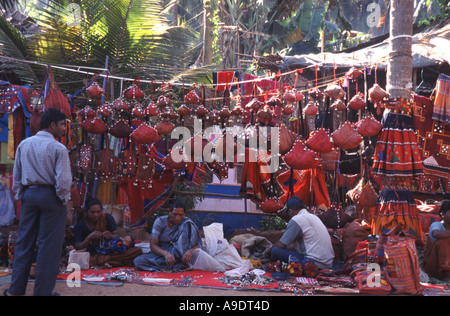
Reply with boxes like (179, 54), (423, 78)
(0, 183), (15, 226)
(190, 248), (226, 272)
(68, 250), (90, 270)
(203, 223), (245, 270)
(224, 259), (252, 277)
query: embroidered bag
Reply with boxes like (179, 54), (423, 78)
(76, 144), (93, 173)
(348, 93), (366, 111)
(261, 197), (284, 214)
(43, 67), (71, 117)
(277, 123), (296, 155)
(332, 121), (363, 150)
(80, 116), (108, 134)
(306, 128), (334, 153)
(122, 148), (137, 176)
(178, 104), (192, 117)
(283, 139), (320, 170)
(368, 84), (388, 103)
(136, 154), (153, 182)
(354, 270), (392, 295)
(131, 123), (161, 145)
(303, 101), (318, 116)
(324, 83), (345, 99)
(191, 163), (207, 185)
(155, 120), (175, 135)
(355, 114), (383, 137)
(109, 119), (133, 138)
(123, 79), (145, 100)
(384, 236), (422, 295)
(86, 80), (104, 99)
(95, 136), (115, 179)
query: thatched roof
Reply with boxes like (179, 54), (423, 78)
(258, 20), (450, 72)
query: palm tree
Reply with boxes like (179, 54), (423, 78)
(386, 0), (414, 99)
(0, 0), (202, 92)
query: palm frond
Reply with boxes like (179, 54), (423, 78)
(0, 15), (37, 84)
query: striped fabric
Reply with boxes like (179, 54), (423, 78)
(372, 111), (423, 178)
(384, 236), (422, 295)
(295, 277), (319, 285)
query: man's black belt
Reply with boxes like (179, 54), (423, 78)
(25, 184), (55, 190)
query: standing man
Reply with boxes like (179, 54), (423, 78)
(267, 196), (335, 270)
(5, 108), (72, 296)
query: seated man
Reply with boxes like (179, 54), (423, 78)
(422, 200), (450, 282)
(266, 196), (335, 269)
(134, 200), (202, 272)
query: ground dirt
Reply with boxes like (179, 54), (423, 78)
(0, 281), (296, 296)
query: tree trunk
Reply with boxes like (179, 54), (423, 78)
(386, 0), (414, 99)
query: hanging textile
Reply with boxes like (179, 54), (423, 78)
(239, 148), (270, 204)
(242, 74), (278, 106)
(412, 94), (450, 193)
(371, 103), (424, 240)
(118, 145), (175, 229)
(213, 71), (239, 92)
(372, 182), (423, 237)
(275, 166), (330, 208)
(0, 81), (29, 115)
(372, 110), (423, 178)
(432, 73), (450, 124)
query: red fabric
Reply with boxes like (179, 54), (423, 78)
(275, 166), (330, 208)
(215, 71), (236, 92)
(118, 145), (175, 226)
(413, 94), (450, 182)
(57, 267), (280, 291)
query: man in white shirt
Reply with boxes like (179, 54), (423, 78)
(6, 108), (72, 296)
(267, 196), (335, 269)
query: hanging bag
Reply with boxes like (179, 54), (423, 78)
(95, 135), (115, 179)
(332, 121), (363, 150)
(136, 153), (153, 183)
(123, 78), (145, 100)
(108, 118), (133, 138)
(86, 74), (105, 99)
(355, 114), (383, 137)
(305, 127), (334, 154)
(283, 139), (320, 170)
(76, 143), (93, 174)
(43, 66), (72, 117)
(131, 122), (161, 145)
(80, 116), (108, 135)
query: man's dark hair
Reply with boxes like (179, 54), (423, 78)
(170, 200), (186, 213)
(40, 108), (67, 130)
(286, 196), (307, 211)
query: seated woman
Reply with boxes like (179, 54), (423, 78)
(422, 201), (450, 282)
(74, 199), (142, 267)
(134, 200), (202, 272)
